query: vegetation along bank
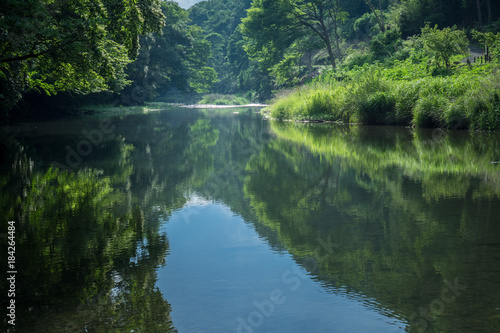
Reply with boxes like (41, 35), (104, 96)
(2, 0), (500, 130)
(245, 1), (500, 131)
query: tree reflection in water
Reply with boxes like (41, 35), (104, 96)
(1, 110), (499, 333)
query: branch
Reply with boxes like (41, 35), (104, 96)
(363, 0), (385, 32)
(0, 39), (78, 64)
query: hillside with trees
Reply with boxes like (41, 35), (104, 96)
(0, 0), (216, 115)
(2, 0), (500, 127)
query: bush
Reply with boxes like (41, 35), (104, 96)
(467, 93), (500, 131)
(268, 60), (500, 131)
(342, 49), (373, 70)
(412, 95), (448, 128)
(393, 81), (422, 124)
(370, 29), (402, 60)
(356, 92), (396, 125)
(443, 100), (470, 130)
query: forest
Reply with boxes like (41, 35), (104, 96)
(1, 0), (500, 128)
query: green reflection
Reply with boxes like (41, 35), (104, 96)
(270, 122), (500, 199)
(0, 110), (227, 331)
(0, 138), (177, 332)
(2, 110), (499, 333)
(0, 111), (225, 331)
(243, 122), (500, 333)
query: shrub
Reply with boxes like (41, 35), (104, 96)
(466, 93), (500, 131)
(370, 29), (402, 60)
(443, 99), (470, 130)
(412, 95), (448, 128)
(342, 50), (374, 70)
(268, 60), (500, 131)
(393, 81), (422, 124)
(356, 92), (396, 125)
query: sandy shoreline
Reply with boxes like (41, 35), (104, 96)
(175, 103), (268, 109)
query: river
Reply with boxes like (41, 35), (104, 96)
(1, 106), (499, 332)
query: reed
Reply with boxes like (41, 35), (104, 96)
(267, 63), (500, 130)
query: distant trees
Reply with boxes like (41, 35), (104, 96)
(476, 0), (494, 26)
(392, 0), (500, 38)
(123, 1), (217, 102)
(241, 0), (348, 70)
(189, 0), (256, 94)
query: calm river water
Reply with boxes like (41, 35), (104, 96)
(1, 107), (499, 333)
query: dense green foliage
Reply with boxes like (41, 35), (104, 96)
(0, 0), (218, 114)
(189, 0), (258, 94)
(237, 0), (500, 128)
(2, 0), (500, 124)
(420, 24), (469, 68)
(122, 1), (217, 103)
(267, 62), (500, 130)
(265, 11), (500, 130)
(0, 0), (165, 110)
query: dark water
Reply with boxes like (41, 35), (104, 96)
(1, 107), (499, 333)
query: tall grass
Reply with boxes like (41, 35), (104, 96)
(267, 64), (500, 131)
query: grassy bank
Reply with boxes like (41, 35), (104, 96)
(267, 62), (500, 131)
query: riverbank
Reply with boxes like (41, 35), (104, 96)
(265, 62), (500, 131)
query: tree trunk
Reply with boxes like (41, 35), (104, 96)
(363, 0), (385, 32)
(477, 0), (483, 27)
(327, 4), (343, 61)
(325, 38), (337, 69)
(318, 3), (337, 68)
(379, 0), (385, 31)
(486, 0), (492, 24)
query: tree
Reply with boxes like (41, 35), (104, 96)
(241, 0), (348, 70)
(472, 30), (500, 60)
(189, 0), (255, 94)
(0, 0), (165, 110)
(476, 0), (484, 26)
(123, 1), (217, 101)
(420, 24), (469, 68)
(362, 0), (385, 32)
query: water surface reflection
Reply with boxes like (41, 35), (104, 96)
(0, 108), (499, 332)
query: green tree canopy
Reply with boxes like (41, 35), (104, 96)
(0, 0), (165, 110)
(122, 1), (217, 102)
(241, 0), (348, 70)
(420, 24), (469, 68)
